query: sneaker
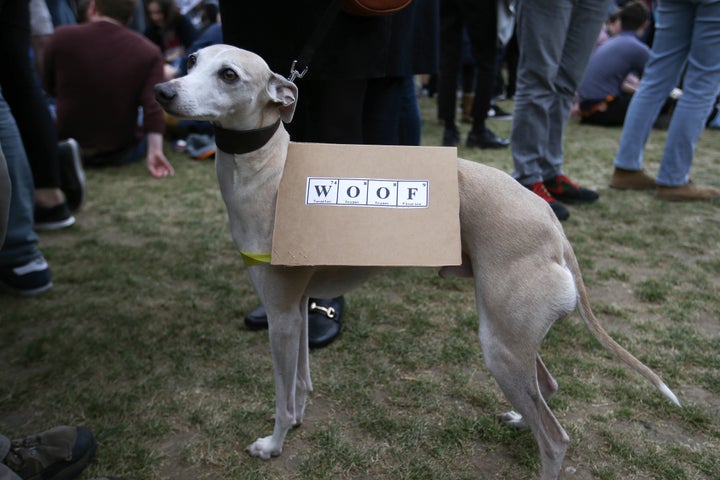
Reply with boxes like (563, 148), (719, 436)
(185, 133), (216, 160)
(527, 181), (570, 221)
(58, 138), (85, 212)
(487, 103), (513, 120)
(0, 257), (53, 296)
(34, 203), (75, 231)
(656, 180), (720, 201)
(609, 167), (656, 190)
(544, 175), (599, 205)
(3, 426), (97, 480)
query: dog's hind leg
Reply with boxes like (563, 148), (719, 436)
(499, 354), (559, 430)
(480, 320), (569, 480)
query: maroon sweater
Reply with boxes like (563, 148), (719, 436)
(43, 21), (165, 153)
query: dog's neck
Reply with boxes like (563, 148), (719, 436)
(213, 119), (282, 155)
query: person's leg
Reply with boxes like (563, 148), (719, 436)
(543, 0), (610, 179)
(437, 0), (463, 145)
(461, 0), (498, 136)
(511, 0), (575, 185)
(614, 0), (692, 172)
(0, 0), (62, 192)
(398, 75), (422, 146)
(0, 140), (9, 249)
(580, 95), (632, 126)
(0, 88), (52, 295)
(656, 0), (720, 187)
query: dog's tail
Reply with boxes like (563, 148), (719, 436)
(563, 240), (681, 407)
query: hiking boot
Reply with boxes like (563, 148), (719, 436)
(58, 138), (85, 212)
(527, 181), (570, 221)
(34, 203), (75, 231)
(0, 257), (53, 296)
(656, 181), (720, 201)
(609, 167), (656, 190)
(3, 426), (97, 480)
(544, 175), (599, 204)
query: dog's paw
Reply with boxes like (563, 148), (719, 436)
(499, 410), (529, 430)
(246, 436), (282, 459)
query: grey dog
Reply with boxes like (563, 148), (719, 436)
(154, 44), (680, 480)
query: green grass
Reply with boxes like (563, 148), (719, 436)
(1, 95), (719, 479)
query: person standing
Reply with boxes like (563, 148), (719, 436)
(510, 0), (611, 220)
(609, 0), (720, 200)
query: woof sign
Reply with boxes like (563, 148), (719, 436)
(306, 177), (429, 208)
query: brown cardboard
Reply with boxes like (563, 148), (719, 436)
(271, 142), (461, 267)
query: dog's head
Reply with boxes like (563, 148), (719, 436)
(154, 44), (298, 131)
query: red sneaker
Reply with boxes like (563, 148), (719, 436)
(544, 175), (599, 204)
(527, 181), (570, 221)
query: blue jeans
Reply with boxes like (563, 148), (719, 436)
(614, 0), (720, 186)
(0, 87), (41, 267)
(510, 0), (611, 185)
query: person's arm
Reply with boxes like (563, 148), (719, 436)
(146, 132), (174, 178)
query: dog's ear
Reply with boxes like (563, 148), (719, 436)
(267, 73), (298, 124)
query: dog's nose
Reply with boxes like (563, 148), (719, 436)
(154, 83), (177, 104)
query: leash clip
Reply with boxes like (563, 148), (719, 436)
(288, 60), (308, 83)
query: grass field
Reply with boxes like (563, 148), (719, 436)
(1, 95), (719, 480)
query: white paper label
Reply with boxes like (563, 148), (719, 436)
(306, 177), (429, 208)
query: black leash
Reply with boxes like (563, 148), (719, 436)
(288, 0), (346, 82)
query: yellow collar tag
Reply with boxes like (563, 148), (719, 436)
(240, 251), (271, 266)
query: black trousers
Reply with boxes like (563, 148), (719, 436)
(437, 0), (499, 133)
(0, 0), (60, 189)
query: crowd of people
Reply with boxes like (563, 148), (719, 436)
(1, 0), (719, 475)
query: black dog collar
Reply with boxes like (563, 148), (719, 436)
(213, 118), (282, 155)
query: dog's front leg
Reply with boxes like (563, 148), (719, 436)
(294, 295), (312, 426)
(246, 268), (313, 459)
(246, 305), (305, 459)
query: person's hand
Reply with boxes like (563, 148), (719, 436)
(146, 150), (174, 178)
(146, 133), (174, 178)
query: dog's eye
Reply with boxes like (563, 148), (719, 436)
(187, 54), (197, 70)
(220, 68), (238, 82)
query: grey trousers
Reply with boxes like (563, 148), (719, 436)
(510, 0), (612, 185)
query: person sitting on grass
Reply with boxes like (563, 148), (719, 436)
(577, 1), (654, 127)
(42, 0), (174, 178)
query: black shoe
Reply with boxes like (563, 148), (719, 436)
(466, 128), (509, 149)
(544, 175), (599, 205)
(244, 304), (270, 330)
(243, 296), (345, 349)
(58, 138), (86, 212)
(3, 426), (97, 480)
(308, 296), (344, 349)
(442, 127), (460, 147)
(34, 203), (75, 231)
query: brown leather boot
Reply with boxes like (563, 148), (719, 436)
(609, 167), (656, 190)
(461, 94), (474, 123)
(656, 181), (720, 201)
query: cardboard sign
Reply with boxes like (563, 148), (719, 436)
(271, 142), (462, 267)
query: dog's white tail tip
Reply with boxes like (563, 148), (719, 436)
(661, 383), (681, 407)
